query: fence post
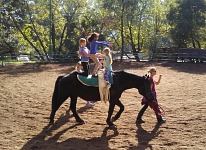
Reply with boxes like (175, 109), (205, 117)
(30, 52), (32, 60)
(1, 54), (4, 67)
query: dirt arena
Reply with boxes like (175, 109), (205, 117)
(0, 61), (205, 150)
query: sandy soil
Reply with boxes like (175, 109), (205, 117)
(0, 61), (205, 150)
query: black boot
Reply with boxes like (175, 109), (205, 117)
(136, 104), (148, 124)
(157, 115), (166, 124)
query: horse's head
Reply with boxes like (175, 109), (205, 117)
(138, 75), (154, 101)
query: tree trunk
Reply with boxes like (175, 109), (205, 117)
(137, 27), (141, 52)
(192, 38), (196, 48)
(26, 2), (49, 60)
(12, 17), (44, 60)
(58, 23), (67, 53)
(120, 0), (125, 62)
(128, 20), (140, 61)
(52, 13), (55, 59)
(110, 31), (120, 47)
(194, 38), (201, 49)
(137, 13), (143, 53)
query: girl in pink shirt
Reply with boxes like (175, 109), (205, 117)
(137, 67), (166, 124)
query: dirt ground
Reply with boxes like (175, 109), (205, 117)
(0, 61), (205, 150)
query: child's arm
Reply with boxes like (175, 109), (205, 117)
(96, 54), (105, 59)
(94, 41), (108, 46)
(155, 74), (162, 85)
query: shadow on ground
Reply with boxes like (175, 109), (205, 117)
(0, 62), (75, 76)
(129, 123), (162, 150)
(21, 106), (119, 150)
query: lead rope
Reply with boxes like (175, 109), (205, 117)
(158, 104), (166, 118)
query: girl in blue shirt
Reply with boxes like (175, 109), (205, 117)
(88, 33), (109, 75)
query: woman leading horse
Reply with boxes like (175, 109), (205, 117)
(49, 70), (154, 127)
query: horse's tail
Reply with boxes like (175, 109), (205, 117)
(52, 75), (64, 101)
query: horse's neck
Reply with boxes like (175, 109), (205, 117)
(117, 72), (142, 90)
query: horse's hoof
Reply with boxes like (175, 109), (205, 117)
(77, 119), (85, 125)
(78, 121), (85, 125)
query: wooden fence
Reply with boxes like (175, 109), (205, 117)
(1, 49), (206, 66)
(152, 49), (206, 62)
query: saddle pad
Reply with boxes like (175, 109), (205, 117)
(77, 75), (98, 87)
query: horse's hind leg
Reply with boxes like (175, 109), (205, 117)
(49, 95), (68, 124)
(112, 99), (124, 122)
(70, 96), (84, 124)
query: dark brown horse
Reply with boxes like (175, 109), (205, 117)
(49, 70), (154, 127)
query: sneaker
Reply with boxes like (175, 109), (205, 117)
(85, 101), (95, 108)
(136, 119), (145, 124)
(92, 74), (97, 77)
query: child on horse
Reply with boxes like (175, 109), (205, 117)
(78, 38), (91, 76)
(98, 47), (113, 89)
(87, 32), (111, 76)
(78, 38), (96, 108)
(136, 67), (166, 124)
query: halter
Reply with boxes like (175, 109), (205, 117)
(139, 80), (153, 101)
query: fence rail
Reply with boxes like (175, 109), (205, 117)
(1, 50), (206, 66)
(153, 52), (206, 62)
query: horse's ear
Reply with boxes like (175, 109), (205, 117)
(145, 74), (149, 79)
(143, 74), (147, 80)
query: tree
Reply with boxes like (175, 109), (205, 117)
(167, 0), (206, 48)
(124, 0), (151, 61)
(0, 0), (50, 60)
(100, 0), (173, 60)
(0, 0), (28, 55)
(65, 0), (87, 52)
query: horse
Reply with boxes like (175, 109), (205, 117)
(49, 70), (154, 127)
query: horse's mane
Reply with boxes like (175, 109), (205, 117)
(113, 70), (143, 80)
(113, 70), (143, 81)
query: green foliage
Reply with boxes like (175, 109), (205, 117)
(0, 0), (28, 54)
(1, 0), (205, 61)
(167, 0), (206, 48)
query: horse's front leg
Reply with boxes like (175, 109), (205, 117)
(106, 101), (115, 127)
(111, 99), (124, 122)
(70, 96), (84, 124)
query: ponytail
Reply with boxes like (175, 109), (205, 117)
(88, 36), (93, 43)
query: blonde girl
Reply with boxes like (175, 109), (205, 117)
(137, 67), (166, 124)
(98, 47), (113, 88)
(78, 38), (91, 75)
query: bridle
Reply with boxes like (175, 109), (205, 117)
(139, 80), (153, 101)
